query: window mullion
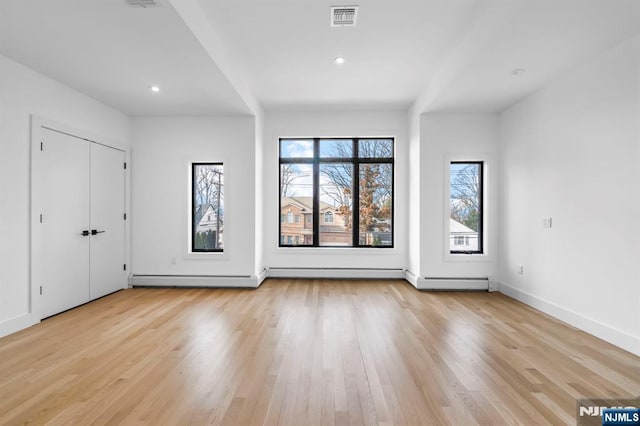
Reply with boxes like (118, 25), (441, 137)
(352, 138), (360, 247)
(312, 139), (320, 247)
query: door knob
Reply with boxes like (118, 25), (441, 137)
(91, 229), (106, 235)
(82, 230), (90, 236)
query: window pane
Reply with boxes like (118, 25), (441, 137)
(358, 139), (393, 158)
(320, 139), (352, 158)
(358, 163), (392, 246)
(193, 164), (223, 251)
(320, 163), (353, 246)
(450, 163), (481, 252)
(280, 164), (313, 246)
(280, 139), (313, 158)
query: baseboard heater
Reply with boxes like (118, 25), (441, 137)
(266, 267), (404, 280)
(129, 273), (263, 289)
(418, 277), (490, 291)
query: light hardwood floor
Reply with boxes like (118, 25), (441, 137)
(0, 279), (639, 425)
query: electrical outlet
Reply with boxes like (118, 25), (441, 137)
(543, 217), (553, 228)
(170, 257), (177, 265)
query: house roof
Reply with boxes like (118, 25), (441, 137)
(281, 197), (337, 212)
(195, 204), (223, 226)
(195, 204), (213, 225)
(373, 218), (391, 225)
(450, 218), (476, 234)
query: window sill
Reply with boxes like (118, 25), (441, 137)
(276, 246), (398, 256)
(183, 251), (229, 261)
(445, 253), (493, 263)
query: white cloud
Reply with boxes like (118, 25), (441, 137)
(283, 140), (313, 158)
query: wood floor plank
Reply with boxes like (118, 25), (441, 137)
(1, 279), (639, 425)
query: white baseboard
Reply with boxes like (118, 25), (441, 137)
(498, 282), (640, 356)
(266, 267), (404, 280)
(256, 268), (268, 286)
(129, 274), (262, 289)
(417, 277), (489, 291)
(403, 269), (419, 288)
(130, 269), (404, 287)
(0, 313), (38, 338)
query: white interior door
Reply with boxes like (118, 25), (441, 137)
(41, 129), (91, 318)
(90, 143), (126, 299)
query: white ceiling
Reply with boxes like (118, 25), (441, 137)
(0, 0), (251, 116)
(1, 0), (639, 116)
(417, 0), (640, 113)
(195, 0), (479, 110)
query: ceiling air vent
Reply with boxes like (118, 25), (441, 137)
(331, 6), (358, 27)
(124, 0), (160, 8)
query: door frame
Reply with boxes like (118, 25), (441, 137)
(30, 115), (130, 321)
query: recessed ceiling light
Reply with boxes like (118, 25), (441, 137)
(149, 85), (160, 92)
(512, 68), (525, 76)
(334, 57), (345, 65)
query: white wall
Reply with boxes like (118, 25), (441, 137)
(262, 110), (409, 272)
(419, 113), (499, 282)
(0, 54), (130, 337)
(130, 116), (257, 280)
(498, 35), (640, 355)
(254, 109), (265, 277)
(407, 109), (422, 284)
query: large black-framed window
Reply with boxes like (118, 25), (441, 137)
(279, 138), (394, 248)
(449, 161), (483, 254)
(192, 163), (224, 252)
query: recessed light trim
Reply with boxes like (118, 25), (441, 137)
(334, 57), (345, 65)
(512, 68), (525, 76)
(150, 85), (160, 92)
(124, 0), (160, 8)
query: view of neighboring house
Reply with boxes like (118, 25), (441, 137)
(280, 197), (393, 246)
(280, 197), (351, 246)
(194, 204), (223, 249)
(449, 218), (478, 251)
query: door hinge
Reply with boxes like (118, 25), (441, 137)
(123, 264), (127, 271)
(40, 286), (43, 295)
(40, 142), (43, 151)
(40, 214), (43, 223)
(123, 213), (127, 220)
(124, 162), (127, 170)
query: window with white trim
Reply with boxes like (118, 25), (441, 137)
(449, 161), (482, 254)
